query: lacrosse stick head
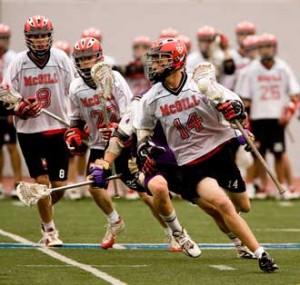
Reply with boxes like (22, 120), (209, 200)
(16, 182), (51, 206)
(91, 62), (114, 100)
(0, 84), (22, 110)
(192, 62), (223, 102)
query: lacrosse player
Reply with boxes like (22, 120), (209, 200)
(186, 25), (235, 88)
(2, 15), (76, 246)
(0, 23), (22, 198)
(68, 37), (182, 251)
(235, 33), (300, 200)
(131, 37), (278, 271)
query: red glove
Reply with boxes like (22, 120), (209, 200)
(14, 96), (42, 119)
(216, 100), (245, 122)
(64, 128), (88, 156)
(279, 99), (298, 126)
(219, 33), (229, 50)
(142, 156), (158, 177)
(99, 122), (119, 142)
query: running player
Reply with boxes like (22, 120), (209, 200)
(2, 15), (76, 246)
(132, 37), (278, 272)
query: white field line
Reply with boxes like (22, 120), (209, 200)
(255, 228), (300, 232)
(19, 264), (148, 268)
(0, 229), (128, 285)
(209, 265), (236, 271)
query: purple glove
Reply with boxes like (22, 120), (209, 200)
(89, 166), (111, 189)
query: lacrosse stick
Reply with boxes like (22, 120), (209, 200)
(91, 62), (120, 198)
(0, 84), (70, 127)
(16, 173), (122, 207)
(192, 62), (286, 195)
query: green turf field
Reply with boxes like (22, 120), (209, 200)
(0, 198), (300, 285)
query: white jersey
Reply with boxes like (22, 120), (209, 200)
(69, 70), (133, 150)
(219, 48), (251, 90)
(0, 49), (17, 82)
(235, 57), (300, 120)
(133, 73), (238, 166)
(3, 48), (75, 133)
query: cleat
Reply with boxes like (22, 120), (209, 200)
(258, 252), (279, 273)
(236, 244), (256, 259)
(172, 228), (201, 258)
(125, 189), (139, 200)
(101, 218), (125, 250)
(39, 226), (63, 247)
(64, 188), (82, 200)
(165, 234), (182, 252)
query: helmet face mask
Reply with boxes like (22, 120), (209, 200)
(144, 38), (187, 83)
(24, 15), (53, 57)
(258, 33), (277, 61)
(73, 37), (103, 86)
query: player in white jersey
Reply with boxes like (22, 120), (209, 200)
(235, 33), (300, 199)
(2, 15), (76, 246)
(81, 27), (116, 67)
(133, 37), (278, 271)
(186, 25), (235, 86)
(0, 23), (22, 198)
(68, 37), (181, 251)
(65, 37), (129, 249)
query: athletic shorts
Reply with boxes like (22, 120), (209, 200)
(0, 118), (17, 145)
(88, 147), (145, 192)
(175, 143), (246, 201)
(251, 119), (285, 156)
(17, 132), (69, 181)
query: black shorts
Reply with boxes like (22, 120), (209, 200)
(176, 144), (246, 201)
(0, 119), (17, 145)
(251, 119), (285, 156)
(17, 132), (69, 181)
(88, 147), (145, 192)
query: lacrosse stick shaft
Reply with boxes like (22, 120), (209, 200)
(101, 98), (120, 198)
(234, 120), (286, 194)
(286, 125), (295, 143)
(41, 109), (70, 127)
(92, 62), (120, 198)
(49, 181), (93, 193)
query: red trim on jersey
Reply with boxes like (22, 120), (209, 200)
(42, 128), (67, 136)
(186, 141), (228, 166)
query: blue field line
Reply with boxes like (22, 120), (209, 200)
(1, 243), (300, 250)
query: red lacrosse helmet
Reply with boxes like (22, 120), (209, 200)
(177, 34), (191, 53)
(24, 15), (53, 57)
(159, 27), (179, 39)
(197, 25), (217, 41)
(81, 27), (103, 42)
(258, 33), (277, 47)
(235, 21), (256, 35)
(53, 40), (71, 56)
(144, 37), (187, 83)
(0, 24), (11, 38)
(73, 37), (103, 85)
(242, 35), (259, 51)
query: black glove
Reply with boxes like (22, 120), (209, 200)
(216, 100), (245, 122)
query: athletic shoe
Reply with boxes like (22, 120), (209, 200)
(258, 252), (279, 273)
(39, 226), (63, 247)
(172, 228), (201, 258)
(165, 233), (182, 252)
(64, 188), (82, 200)
(246, 183), (256, 200)
(236, 244), (256, 259)
(101, 218), (125, 249)
(125, 189), (139, 200)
